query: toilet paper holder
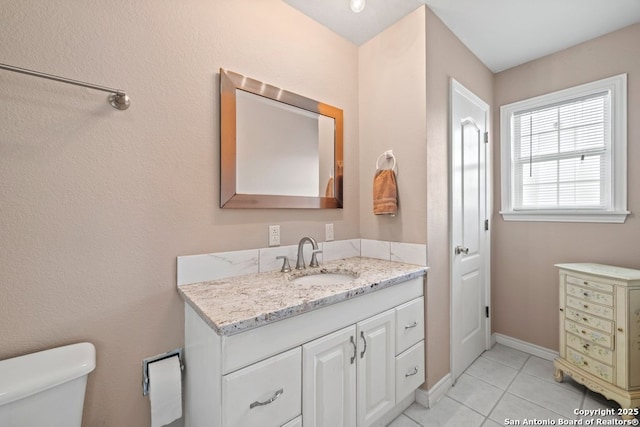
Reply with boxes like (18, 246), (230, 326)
(142, 348), (184, 396)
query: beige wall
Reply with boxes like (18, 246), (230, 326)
(424, 8), (494, 388)
(0, 1), (359, 425)
(359, 6), (494, 389)
(492, 23), (640, 350)
(359, 8), (428, 244)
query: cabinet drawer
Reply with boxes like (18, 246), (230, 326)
(564, 319), (614, 350)
(566, 333), (613, 365)
(566, 284), (613, 307)
(565, 308), (613, 334)
(567, 347), (614, 382)
(282, 416), (302, 427)
(396, 297), (424, 354)
(222, 347), (301, 427)
(395, 340), (425, 403)
(566, 296), (614, 320)
(566, 275), (614, 293)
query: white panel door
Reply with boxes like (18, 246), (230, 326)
(356, 310), (396, 427)
(302, 326), (357, 427)
(450, 79), (491, 380)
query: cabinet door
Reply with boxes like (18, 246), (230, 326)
(302, 326), (357, 427)
(356, 310), (396, 427)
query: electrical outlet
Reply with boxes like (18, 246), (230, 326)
(269, 225), (280, 247)
(325, 223), (334, 242)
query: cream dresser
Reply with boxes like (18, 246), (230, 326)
(554, 263), (640, 419)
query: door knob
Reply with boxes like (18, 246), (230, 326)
(455, 246), (469, 255)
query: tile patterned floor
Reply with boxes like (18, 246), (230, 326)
(389, 344), (639, 427)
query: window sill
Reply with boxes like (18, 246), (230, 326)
(500, 210), (630, 224)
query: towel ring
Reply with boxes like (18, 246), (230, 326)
(375, 150), (397, 172)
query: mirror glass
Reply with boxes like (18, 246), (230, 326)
(220, 69), (343, 208)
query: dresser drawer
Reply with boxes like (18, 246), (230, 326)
(566, 284), (613, 307)
(564, 319), (614, 349)
(222, 347), (301, 427)
(567, 347), (614, 383)
(565, 308), (613, 334)
(566, 296), (614, 320)
(566, 333), (614, 365)
(396, 297), (424, 354)
(395, 340), (425, 403)
(566, 275), (614, 293)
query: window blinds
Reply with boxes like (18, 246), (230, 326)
(512, 91), (610, 210)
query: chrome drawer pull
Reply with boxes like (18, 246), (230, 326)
(360, 331), (367, 358)
(405, 321), (418, 330)
(405, 367), (419, 377)
(350, 336), (357, 364)
(249, 389), (284, 409)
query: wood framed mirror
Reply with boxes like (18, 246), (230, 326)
(220, 69), (343, 209)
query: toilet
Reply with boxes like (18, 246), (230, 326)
(0, 342), (96, 426)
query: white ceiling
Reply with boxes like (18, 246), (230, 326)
(282, 0), (640, 72)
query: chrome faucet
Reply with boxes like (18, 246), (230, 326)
(296, 236), (322, 269)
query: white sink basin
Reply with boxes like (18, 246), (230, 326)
(291, 272), (358, 286)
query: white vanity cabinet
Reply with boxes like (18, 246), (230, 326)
(303, 309), (397, 427)
(183, 275), (425, 427)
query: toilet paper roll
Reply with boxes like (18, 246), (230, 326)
(148, 355), (182, 427)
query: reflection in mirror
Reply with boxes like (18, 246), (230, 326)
(220, 69), (343, 208)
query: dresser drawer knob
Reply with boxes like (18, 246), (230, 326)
(583, 361), (589, 366)
(584, 281), (588, 285)
(583, 292), (589, 297)
(559, 308), (564, 312)
(583, 343), (590, 350)
(581, 330), (587, 335)
(583, 304), (589, 309)
(582, 317), (588, 322)
(618, 327), (623, 332)
(249, 389), (284, 409)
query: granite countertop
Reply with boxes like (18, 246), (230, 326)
(178, 256), (428, 336)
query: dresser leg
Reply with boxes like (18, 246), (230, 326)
(554, 367), (564, 383)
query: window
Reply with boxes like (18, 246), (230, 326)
(500, 74), (628, 223)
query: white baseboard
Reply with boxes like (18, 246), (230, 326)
(416, 373), (452, 408)
(416, 335), (555, 411)
(493, 333), (559, 361)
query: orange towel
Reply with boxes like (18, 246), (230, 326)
(373, 169), (398, 215)
(325, 176), (334, 197)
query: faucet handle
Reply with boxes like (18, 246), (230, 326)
(276, 256), (291, 273)
(309, 249), (323, 268)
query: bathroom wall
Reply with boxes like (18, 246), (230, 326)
(492, 23), (640, 350)
(424, 8), (494, 389)
(0, 1), (359, 425)
(358, 6), (494, 390)
(358, 8), (428, 245)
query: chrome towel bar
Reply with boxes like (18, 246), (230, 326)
(0, 62), (130, 110)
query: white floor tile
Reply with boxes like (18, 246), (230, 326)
(489, 392), (569, 424)
(523, 356), (587, 393)
(446, 373), (504, 416)
(465, 356), (519, 390)
(507, 372), (583, 419)
(482, 343), (529, 370)
(404, 398), (485, 427)
(387, 414), (421, 427)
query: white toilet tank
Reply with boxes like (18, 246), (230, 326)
(0, 342), (96, 427)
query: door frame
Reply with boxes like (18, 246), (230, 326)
(449, 78), (492, 382)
